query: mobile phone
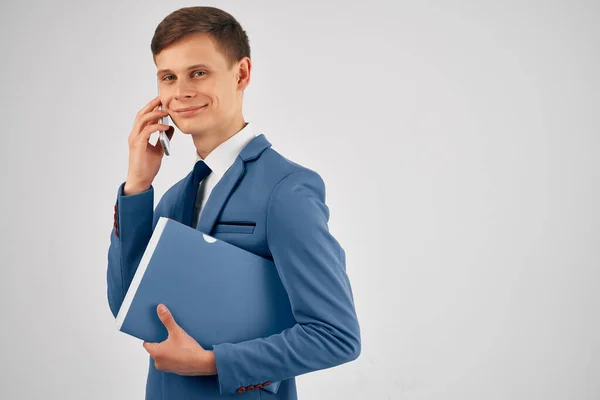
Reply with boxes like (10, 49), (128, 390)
(157, 80), (171, 156)
(158, 102), (171, 156)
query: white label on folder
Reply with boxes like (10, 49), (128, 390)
(203, 234), (217, 243)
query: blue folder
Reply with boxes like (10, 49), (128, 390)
(115, 217), (296, 394)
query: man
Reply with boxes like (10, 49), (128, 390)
(107, 6), (361, 399)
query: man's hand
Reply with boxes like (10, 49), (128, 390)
(143, 304), (217, 376)
(124, 96), (174, 195)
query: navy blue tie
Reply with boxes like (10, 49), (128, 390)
(182, 160), (212, 227)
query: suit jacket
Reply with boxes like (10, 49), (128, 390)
(107, 133), (361, 399)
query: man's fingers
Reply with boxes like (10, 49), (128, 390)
(137, 96), (161, 118)
(143, 341), (157, 353)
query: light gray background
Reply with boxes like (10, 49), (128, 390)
(1, 0), (598, 399)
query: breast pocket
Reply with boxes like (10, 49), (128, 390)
(212, 221), (256, 234)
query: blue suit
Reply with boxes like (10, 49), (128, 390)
(107, 134), (361, 399)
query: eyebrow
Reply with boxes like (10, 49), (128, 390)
(156, 64), (212, 76)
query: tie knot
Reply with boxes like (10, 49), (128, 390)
(193, 160), (212, 182)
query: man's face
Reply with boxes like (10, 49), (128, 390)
(154, 32), (245, 135)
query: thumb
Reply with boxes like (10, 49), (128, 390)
(157, 304), (179, 333)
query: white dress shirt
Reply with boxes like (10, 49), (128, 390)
(192, 122), (258, 227)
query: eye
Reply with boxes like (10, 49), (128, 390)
(161, 71), (206, 81)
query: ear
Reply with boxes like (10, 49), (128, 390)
(236, 57), (251, 88)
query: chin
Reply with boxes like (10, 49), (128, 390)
(180, 123), (213, 136)
(174, 118), (202, 132)
(175, 113), (221, 136)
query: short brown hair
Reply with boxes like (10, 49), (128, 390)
(151, 6), (251, 69)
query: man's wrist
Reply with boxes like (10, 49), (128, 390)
(206, 350), (217, 375)
(123, 180), (151, 196)
(195, 350), (217, 376)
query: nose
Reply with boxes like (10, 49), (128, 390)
(173, 80), (197, 101)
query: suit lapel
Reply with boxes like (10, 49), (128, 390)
(196, 157), (245, 234)
(194, 133), (272, 235)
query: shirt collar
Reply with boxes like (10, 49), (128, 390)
(195, 122), (258, 177)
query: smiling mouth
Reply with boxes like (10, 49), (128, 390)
(176, 105), (207, 115)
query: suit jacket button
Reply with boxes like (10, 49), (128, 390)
(114, 204), (117, 212)
(263, 381), (271, 387)
(255, 384), (263, 389)
(114, 221), (117, 228)
(247, 385), (255, 391)
(114, 211), (117, 220)
(115, 228), (119, 237)
(236, 387), (246, 393)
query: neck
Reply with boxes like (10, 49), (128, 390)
(192, 114), (247, 159)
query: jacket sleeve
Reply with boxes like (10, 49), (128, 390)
(212, 170), (361, 395)
(106, 182), (164, 318)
